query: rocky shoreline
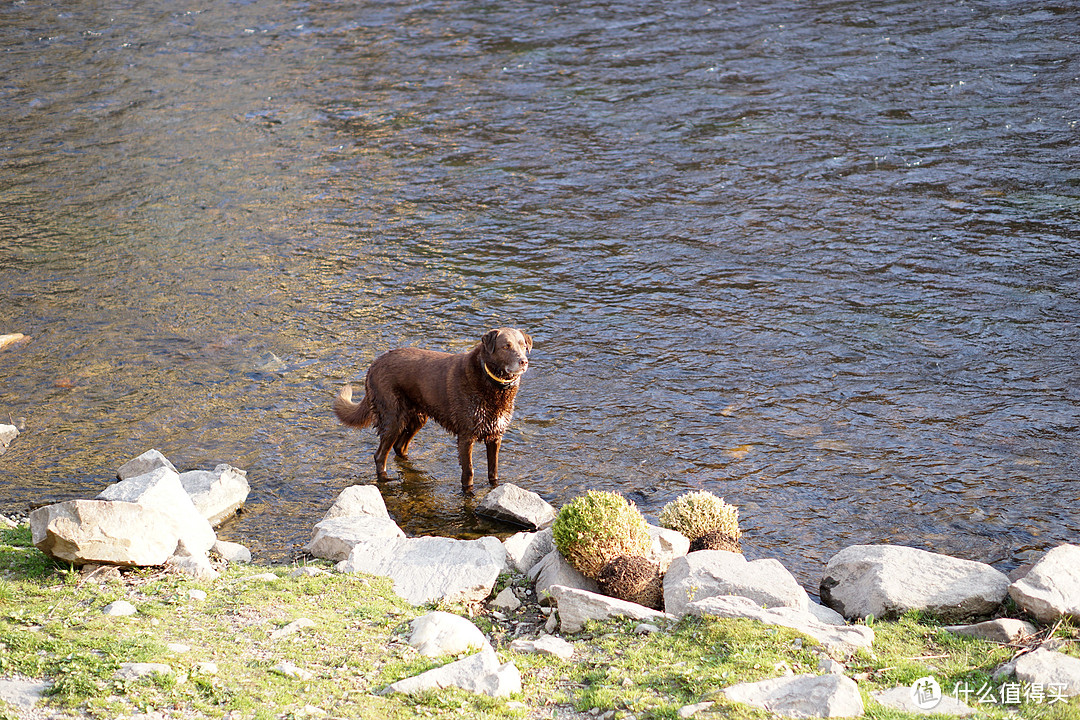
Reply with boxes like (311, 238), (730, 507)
(6, 448), (1080, 718)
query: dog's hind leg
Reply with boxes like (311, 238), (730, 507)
(393, 413), (426, 458)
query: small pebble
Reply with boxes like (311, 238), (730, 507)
(102, 600), (137, 616)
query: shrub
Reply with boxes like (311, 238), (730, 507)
(658, 491), (741, 546)
(552, 491), (652, 578)
(596, 555), (663, 610)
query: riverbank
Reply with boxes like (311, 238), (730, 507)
(1, 522), (1077, 720)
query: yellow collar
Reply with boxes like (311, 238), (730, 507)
(483, 361), (520, 387)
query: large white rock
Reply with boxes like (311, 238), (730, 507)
(529, 549), (600, 603)
(117, 449), (177, 480)
(509, 634), (575, 660)
(1014, 648), (1080, 697)
(31, 500), (183, 566)
(178, 464), (250, 527)
(503, 527), (554, 574)
(383, 647), (520, 697)
(819, 545), (1009, 622)
(0, 423), (19, 453)
(319, 485), (392, 522)
(305, 515), (406, 562)
(646, 524), (690, 573)
(871, 686), (976, 716)
(1008, 544), (1080, 623)
(337, 536), (506, 605)
(549, 584), (673, 634)
(686, 595), (874, 652)
(723, 673), (865, 718)
(408, 612), (491, 657)
(476, 483), (556, 530)
(98, 467), (216, 555)
(663, 550), (810, 617)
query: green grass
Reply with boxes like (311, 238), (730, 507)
(2, 524), (1078, 720)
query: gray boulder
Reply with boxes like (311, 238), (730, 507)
(871, 686), (976, 716)
(944, 618), (1037, 644)
(476, 483), (556, 530)
(383, 647), (520, 697)
(408, 612), (491, 657)
(549, 584), (673, 634)
(664, 550), (810, 617)
(98, 467), (216, 555)
(503, 527), (554, 574)
(0, 677), (50, 713)
(1014, 648), (1080, 697)
(646, 524), (690, 573)
(819, 545), (1009, 622)
(723, 673), (864, 718)
(686, 595), (874, 653)
(319, 485), (392, 522)
(178, 464), (250, 527)
(337, 535), (506, 605)
(529, 549), (600, 603)
(212, 539), (252, 564)
(31, 500), (183, 566)
(117, 449), (177, 480)
(509, 634), (575, 660)
(1008, 544), (1080, 623)
(0, 423), (19, 454)
(306, 515), (406, 562)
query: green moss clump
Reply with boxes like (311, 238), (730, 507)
(552, 491), (653, 579)
(658, 491), (741, 547)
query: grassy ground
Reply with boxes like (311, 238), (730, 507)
(1, 524), (1077, 720)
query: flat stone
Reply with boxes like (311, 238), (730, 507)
(178, 464), (250, 527)
(98, 467), (216, 555)
(686, 595), (874, 652)
(165, 551), (219, 580)
(319, 485), (392, 522)
(509, 634), (575, 660)
(1008, 544), (1080, 623)
(337, 535), (506, 605)
(530, 549), (600, 604)
(408, 611), (491, 657)
(383, 647), (520, 698)
(646, 524), (690, 573)
(871, 686), (977, 716)
(270, 618), (316, 640)
(678, 702), (714, 718)
(114, 663), (172, 680)
(212, 539), (252, 563)
(0, 677), (50, 711)
(290, 566), (329, 578)
(503, 527), (554, 574)
(549, 584), (673, 634)
(272, 660), (313, 681)
(944, 618), (1037, 644)
(723, 673), (864, 718)
(819, 544), (1009, 622)
(476, 483), (556, 530)
(117, 449), (177, 480)
(31, 500), (184, 567)
(305, 515), (405, 562)
(1013, 648), (1080, 696)
(491, 587), (522, 612)
(103, 600), (137, 616)
(664, 550), (810, 618)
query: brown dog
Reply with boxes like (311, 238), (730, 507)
(333, 328), (532, 491)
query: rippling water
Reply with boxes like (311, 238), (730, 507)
(1, 0), (1077, 590)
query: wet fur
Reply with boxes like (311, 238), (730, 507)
(334, 328), (532, 491)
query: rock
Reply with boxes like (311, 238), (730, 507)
(270, 618), (316, 640)
(476, 483), (556, 529)
(871, 686), (976, 716)
(491, 587), (522, 612)
(634, 623), (660, 635)
(272, 660), (314, 681)
(818, 657), (846, 675)
(819, 545), (1009, 622)
(212, 539), (252, 563)
(80, 564), (122, 584)
(509, 634), (575, 660)
(383, 646), (520, 698)
(103, 600), (138, 616)
(320, 485), (392, 522)
(305, 515), (406, 562)
(723, 673), (864, 718)
(596, 555), (663, 610)
(117, 449), (177, 480)
(530, 549), (600, 603)
(549, 584), (673, 634)
(187, 589), (208, 601)
(254, 352), (288, 373)
(678, 701), (714, 718)
(807, 602), (847, 626)
(408, 612), (491, 657)
(0, 423), (19, 452)
(944, 618), (1037, 644)
(167, 643), (190, 653)
(503, 527), (554, 573)
(646, 524), (690, 573)
(114, 663), (171, 680)
(290, 566), (329, 578)
(664, 550), (810, 618)
(1014, 648), (1080, 696)
(178, 464), (250, 527)
(337, 535), (507, 605)
(31, 500), (184, 566)
(1, 513), (16, 528)
(686, 595), (874, 652)
(1008, 544), (1080, 623)
(98, 467), (216, 555)
(166, 551), (219, 580)
(0, 678), (50, 712)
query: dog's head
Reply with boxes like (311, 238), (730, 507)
(481, 328), (532, 385)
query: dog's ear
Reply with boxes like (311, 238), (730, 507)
(482, 329), (500, 353)
(520, 331), (533, 352)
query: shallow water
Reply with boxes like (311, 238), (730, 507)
(1, 0), (1078, 590)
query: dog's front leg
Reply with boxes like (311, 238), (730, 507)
(485, 438), (500, 486)
(457, 435), (475, 492)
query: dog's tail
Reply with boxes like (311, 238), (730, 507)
(333, 384), (374, 428)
